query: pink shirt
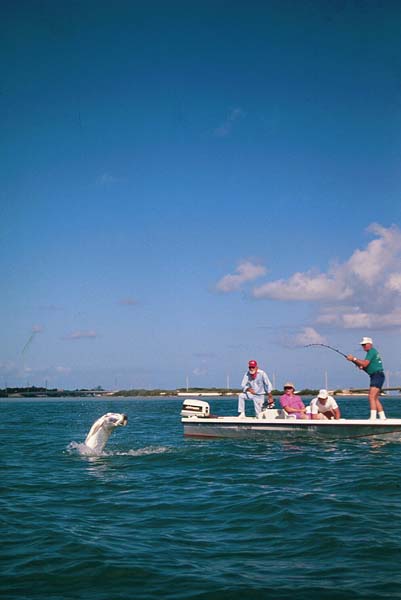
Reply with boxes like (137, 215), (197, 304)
(280, 393), (305, 418)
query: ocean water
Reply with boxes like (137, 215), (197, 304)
(3, 396), (401, 600)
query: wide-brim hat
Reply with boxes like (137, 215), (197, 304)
(318, 389), (329, 400)
(360, 336), (373, 345)
(284, 382), (295, 389)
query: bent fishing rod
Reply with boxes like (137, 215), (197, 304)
(303, 343), (348, 359)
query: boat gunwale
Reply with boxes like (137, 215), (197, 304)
(182, 415), (401, 439)
(181, 416), (401, 427)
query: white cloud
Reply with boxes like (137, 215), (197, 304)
(63, 330), (97, 340)
(251, 224), (401, 330)
(0, 362), (73, 384)
(96, 173), (122, 186)
(213, 107), (245, 137)
(385, 273), (401, 293)
(293, 327), (327, 347)
(193, 366), (208, 376)
(216, 260), (267, 292)
(55, 366), (72, 374)
(345, 223), (401, 286)
(253, 271), (351, 301)
(325, 309), (401, 329)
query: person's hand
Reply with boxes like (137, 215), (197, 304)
(346, 354), (355, 362)
(247, 387), (255, 394)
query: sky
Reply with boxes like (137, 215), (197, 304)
(1, 0), (401, 391)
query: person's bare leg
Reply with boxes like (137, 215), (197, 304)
(369, 387), (377, 419)
(369, 387), (385, 419)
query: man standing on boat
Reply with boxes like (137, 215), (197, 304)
(346, 337), (386, 420)
(238, 360), (274, 418)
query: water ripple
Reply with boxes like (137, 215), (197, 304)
(3, 397), (401, 599)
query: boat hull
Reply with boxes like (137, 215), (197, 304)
(182, 416), (401, 441)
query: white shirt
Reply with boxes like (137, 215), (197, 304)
(241, 369), (272, 395)
(310, 396), (338, 415)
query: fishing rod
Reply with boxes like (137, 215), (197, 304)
(303, 343), (348, 359)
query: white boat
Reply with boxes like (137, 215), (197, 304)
(181, 400), (401, 441)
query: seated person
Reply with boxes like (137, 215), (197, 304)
(309, 389), (341, 420)
(280, 382), (308, 419)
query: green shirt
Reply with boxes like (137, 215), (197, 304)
(364, 347), (384, 375)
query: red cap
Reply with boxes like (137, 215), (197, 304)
(248, 360), (257, 368)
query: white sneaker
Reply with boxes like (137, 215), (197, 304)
(238, 412), (246, 419)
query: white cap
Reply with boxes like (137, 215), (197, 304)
(318, 389), (328, 400)
(360, 336), (373, 345)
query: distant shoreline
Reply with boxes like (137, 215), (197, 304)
(2, 389), (400, 400)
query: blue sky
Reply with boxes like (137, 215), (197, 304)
(1, 1), (401, 391)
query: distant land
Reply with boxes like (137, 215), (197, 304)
(1, 385), (324, 398)
(3, 386), (400, 398)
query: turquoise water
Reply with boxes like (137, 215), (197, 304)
(3, 396), (401, 600)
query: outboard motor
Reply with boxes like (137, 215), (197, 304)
(181, 399), (210, 417)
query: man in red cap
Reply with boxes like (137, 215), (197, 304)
(238, 360), (274, 418)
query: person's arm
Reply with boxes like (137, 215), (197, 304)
(321, 407), (341, 419)
(310, 399), (319, 419)
(282, 400), (306, 414)
(263, 372), (274, 403)
(241, 373), (250, 392)
(346, 354), (369, 369)
(285, 405), (307, 414)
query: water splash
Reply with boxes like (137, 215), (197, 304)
(66, 441), (170, 457)
(117, 446), (170, 456)
(67, 441), (102, 456)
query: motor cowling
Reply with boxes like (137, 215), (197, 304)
(181, 399), (210, 417)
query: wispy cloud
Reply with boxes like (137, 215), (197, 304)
(0, 361), (72, 383)
(213, 107), (245, 137)
(193, 366), (208, 376)
(63, 330), (97, 340)
(216, 260), (267, 292)
(193, 352), (216, 359)
(293, 327), (327, 347)
(251, 224), (401, 330)
(119, 297), (138, 306)
(279, 327), (327, 350)
(55, 366), (72, 374)
(253, 271), (351, 301)
(96, 173), (123, 186)
(0, 360), (18, 377)
(39, 304), (63, 311)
